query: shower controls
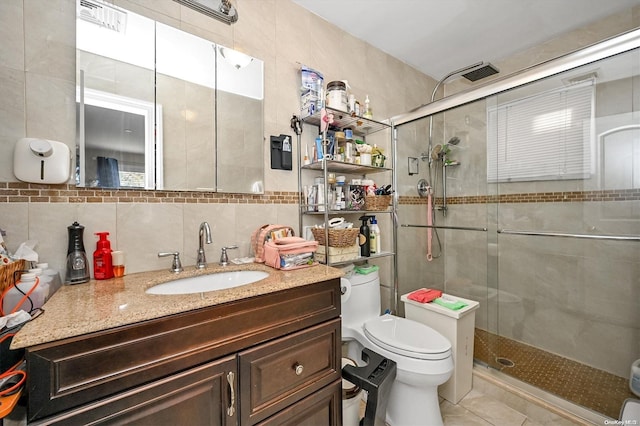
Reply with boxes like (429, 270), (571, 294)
(417, 179), (430, 197)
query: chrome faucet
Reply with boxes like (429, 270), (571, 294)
(196, 222), (212, 269)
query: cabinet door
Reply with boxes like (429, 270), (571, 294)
(257, 379), (342, 426)
(239, 319), (341, 425)
(31, 356), (238, 426)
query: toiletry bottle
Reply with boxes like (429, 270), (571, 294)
(359, 216), (373, 257)
(363, 95), (373, 119)
(36, 262), (62, 296)
(93, 232), (114, 280)
(112, 251), (125, 278)
(28, 267), (50, 301)
(370, 217), (381, 254)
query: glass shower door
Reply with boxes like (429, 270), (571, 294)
(490, 47), (640, 418)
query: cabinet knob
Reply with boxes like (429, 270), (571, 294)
(294, 363), (304, 376)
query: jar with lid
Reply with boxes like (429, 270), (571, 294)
(326, 81), (348, 111)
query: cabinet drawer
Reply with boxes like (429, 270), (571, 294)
(239, 319), (340, 425)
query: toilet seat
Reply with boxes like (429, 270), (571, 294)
(363, 315), (451, 360)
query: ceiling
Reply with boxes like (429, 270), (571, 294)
(292, 0), (640, 81)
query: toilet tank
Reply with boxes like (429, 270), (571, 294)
(341, 270), (381, 328)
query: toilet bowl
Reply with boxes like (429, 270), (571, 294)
(341, 267), (454, 426)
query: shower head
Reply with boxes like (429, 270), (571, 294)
(447, 136), (461, 146)
(461, 63), (499, 82)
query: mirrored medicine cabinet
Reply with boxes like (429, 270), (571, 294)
(76, 0), (264, 193)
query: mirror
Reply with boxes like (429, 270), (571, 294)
(75, 0), (264, 193)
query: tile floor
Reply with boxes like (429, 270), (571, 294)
(439, 367), (609, 426)
(440, 388), (579, 426)
(473, 328), (635, 419)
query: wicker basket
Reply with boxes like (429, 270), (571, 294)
(311, 228), (360, 248)
(364, 195), (392, 211)
(0, 259), (26, 293)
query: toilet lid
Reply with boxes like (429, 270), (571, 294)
(363, 315), (451, 360)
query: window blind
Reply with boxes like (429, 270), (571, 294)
(487, 80), (595, 183)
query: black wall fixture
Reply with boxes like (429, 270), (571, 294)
(270, 134), (292, 170)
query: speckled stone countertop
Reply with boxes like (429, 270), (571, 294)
(11, 263), (342, 349)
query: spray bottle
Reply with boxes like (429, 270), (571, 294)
(359, 216), (374, 257)
(93, 232), (114, 280)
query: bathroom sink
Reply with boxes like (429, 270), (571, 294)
(146, 270), (269, 295)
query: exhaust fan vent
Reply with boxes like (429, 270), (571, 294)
(78, 0), (127, 32)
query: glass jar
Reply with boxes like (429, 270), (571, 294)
(326, 81), (347, 111)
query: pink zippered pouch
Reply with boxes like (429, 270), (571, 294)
(264, 237), (318, 270)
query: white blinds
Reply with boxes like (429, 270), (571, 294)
(487, 81), (595, 183)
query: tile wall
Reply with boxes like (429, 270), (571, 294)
(0, 0), (433, 276)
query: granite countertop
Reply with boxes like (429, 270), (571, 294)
(11, 263), (343, 349)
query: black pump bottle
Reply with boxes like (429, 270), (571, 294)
(359, 216), (374, 257)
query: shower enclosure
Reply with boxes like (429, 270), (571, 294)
(392, 28), (640, 420)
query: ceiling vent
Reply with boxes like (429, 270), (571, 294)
(78, 0), (127, 33)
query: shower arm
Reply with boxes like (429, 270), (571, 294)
(428, 61), (484, 166)
(427, 62), (483, 216)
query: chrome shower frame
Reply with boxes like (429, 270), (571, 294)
(393, 28), (640, 127)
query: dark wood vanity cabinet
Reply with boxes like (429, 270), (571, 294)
(26, 278), (341, 425)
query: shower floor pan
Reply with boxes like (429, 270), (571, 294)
(474, 328), (635, 419)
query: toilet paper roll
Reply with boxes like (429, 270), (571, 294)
(341, 278), (352, 304)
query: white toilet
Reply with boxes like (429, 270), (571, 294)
(341, 267), (454, 426)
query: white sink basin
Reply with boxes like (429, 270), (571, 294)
(146, 270), (269, 295)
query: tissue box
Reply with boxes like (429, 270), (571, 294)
(316, 244), (359, 263)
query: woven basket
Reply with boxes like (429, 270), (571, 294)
(364, 195), (392, 211)
(311, 228), (360, 248)
(0, 259), (26, 293)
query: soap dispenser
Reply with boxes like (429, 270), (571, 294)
(65, 221), (90, 284)
(369, 216), (381, 254)
(93, 232), (114, 280)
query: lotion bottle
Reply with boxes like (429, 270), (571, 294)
(93, 232), (114, 280)
(370, 217), (381, 254)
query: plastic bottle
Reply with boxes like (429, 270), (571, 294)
(93, 232), (114, 280)
(359, 216), (373, 257)
(2, 272), (46, 315)
(370, 217), (381, 254)
(28, 268), (50, 301)
(36, 262), (62, 296)
(363, 95), (373, 119)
